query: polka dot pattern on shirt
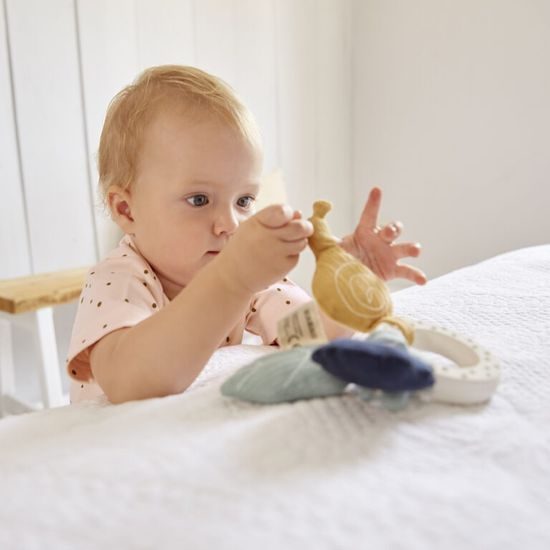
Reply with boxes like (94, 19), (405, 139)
(73, 258), (166, 360)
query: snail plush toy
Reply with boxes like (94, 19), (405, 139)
(308, 200), (413, 342)
(221, 201), (500, 410)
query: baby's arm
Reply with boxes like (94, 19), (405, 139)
(90, 205), (313, 404)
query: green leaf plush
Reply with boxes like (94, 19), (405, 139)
(220, 346), (347, 404)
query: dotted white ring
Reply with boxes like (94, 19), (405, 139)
(407, 319), (500, 405)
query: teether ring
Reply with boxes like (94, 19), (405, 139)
(409, 320), (500, 405)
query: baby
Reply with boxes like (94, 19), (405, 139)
(67, 65), (426, 405)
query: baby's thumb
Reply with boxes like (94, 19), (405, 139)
(255, 204), (294, 228)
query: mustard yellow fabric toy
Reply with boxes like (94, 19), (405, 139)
(308, 200), (413, 344)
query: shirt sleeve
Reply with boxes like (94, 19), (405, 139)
(245, 278), (312, 345)
(66, 254), (166, 383)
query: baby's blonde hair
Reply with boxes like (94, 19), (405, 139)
(98, 65), (261, 201)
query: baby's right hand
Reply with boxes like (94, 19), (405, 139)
(218, 204), (313, 294)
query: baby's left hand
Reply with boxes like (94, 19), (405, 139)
(339, 187), (427, 285)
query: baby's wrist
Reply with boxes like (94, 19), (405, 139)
(212, 254), (258, 298)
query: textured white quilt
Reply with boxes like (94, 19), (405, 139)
(1, 246), (549, 550)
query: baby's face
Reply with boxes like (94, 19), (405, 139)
(128, 108), (263, 298)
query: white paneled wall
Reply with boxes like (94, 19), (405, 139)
(1, 0), (353, 286)
(76, 0), (141, 259)
(279, 0), (353, 278)
(5, 0), (97, 274)
(0, 1), (30, 277)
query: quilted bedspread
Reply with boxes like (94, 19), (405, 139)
(0, 246), (549, 549)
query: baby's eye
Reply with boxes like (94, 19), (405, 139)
(186, 195), (209, 207)
(237, 195), (255, 209)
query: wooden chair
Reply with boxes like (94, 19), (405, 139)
(0, 268), (88, 416)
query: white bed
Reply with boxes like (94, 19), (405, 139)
(1, 245), (549, 550)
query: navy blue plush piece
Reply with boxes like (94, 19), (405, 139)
(312, 339), (434, 392)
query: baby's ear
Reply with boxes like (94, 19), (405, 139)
(107, 185), (135, 232)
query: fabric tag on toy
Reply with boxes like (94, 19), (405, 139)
(277, 300), (328, 350)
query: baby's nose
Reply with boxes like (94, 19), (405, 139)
(213, 207), (239, 236)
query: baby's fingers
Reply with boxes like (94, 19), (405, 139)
(284, 237), (309, 256)
(379, 221), (403, 243)
(395, 264), (427, 286)
(391, 242), (422, 259)
(255, 204), (294, 229)
(278, 219), (314, 242)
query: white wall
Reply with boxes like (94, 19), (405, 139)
(352, 0), (550, 287)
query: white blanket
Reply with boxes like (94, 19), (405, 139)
(1, 246), (549, 550)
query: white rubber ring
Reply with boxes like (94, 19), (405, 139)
(408, 320), (500, 405)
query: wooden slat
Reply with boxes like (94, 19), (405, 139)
(0, 1), (31, 278)
(76, 0), (139, 259)
(6, 0), (97, 273)
(274, 0), (317, 291)
(0, 267), (88, 314)
(316, 0), (353, 239)
(233, 0), (279, 175)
